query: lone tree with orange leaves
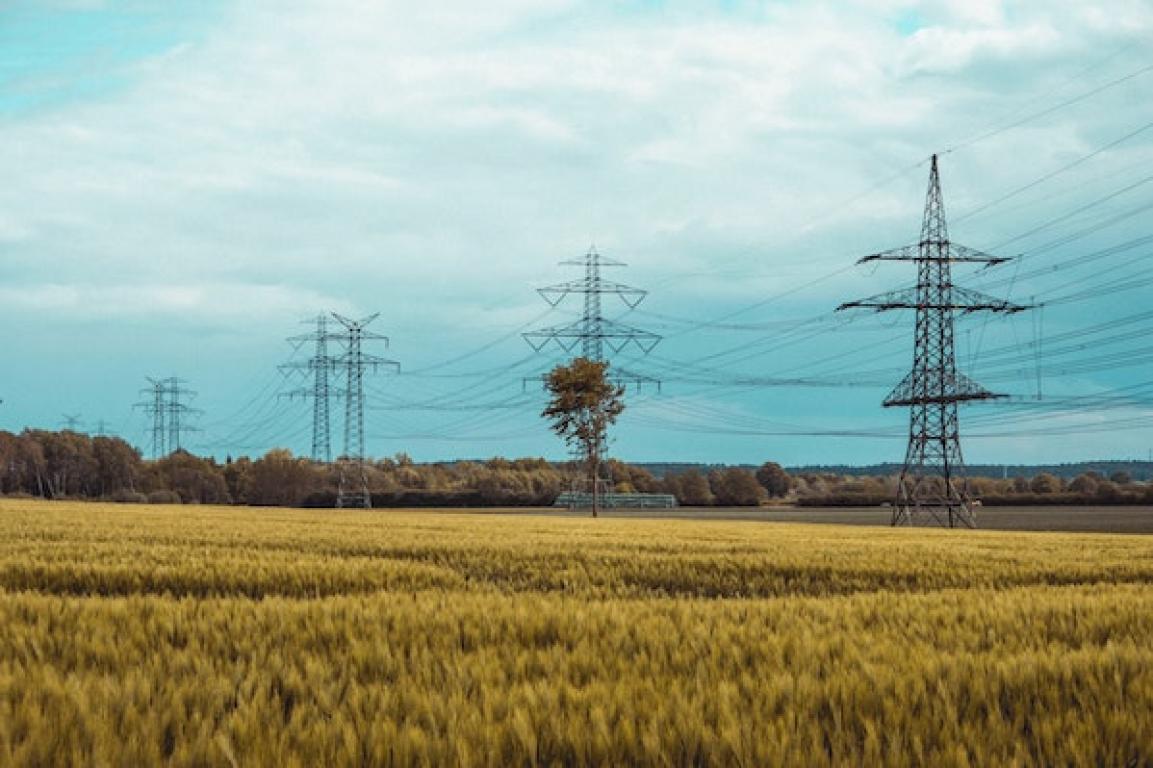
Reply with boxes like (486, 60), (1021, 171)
(541, 357), (625, 517)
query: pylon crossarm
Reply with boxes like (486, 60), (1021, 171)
(839, 285), (1031, 313)
(605, 335), (661, 354)
(607, 367), (662, 389)
(559, 253), (626, 268)
(883, 391), (1008, 407)
(949, 244), (1014, 265)
(857, 245), (918, 264)
(858, 243), (1015, 265)
(538, 278), (646, 297)
(951, 286), (1032, 313)
(331, 312), (380, 329)
(525, 318), (660, 341)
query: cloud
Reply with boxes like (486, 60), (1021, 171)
(1, 0), (1151, 460)
(0, 282), (354, 324)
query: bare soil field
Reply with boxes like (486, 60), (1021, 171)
(511, 504), (1153, 533)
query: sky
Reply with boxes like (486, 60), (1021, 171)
(1, 0), (1152, 466)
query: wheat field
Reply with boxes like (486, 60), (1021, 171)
(1, 499), (1151, 766)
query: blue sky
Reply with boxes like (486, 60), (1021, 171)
(1, 0), (1152, 466)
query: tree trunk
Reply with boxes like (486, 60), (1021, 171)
(590, 448), (600, 519)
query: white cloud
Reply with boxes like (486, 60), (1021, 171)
(0, 282), (354, 323)
(901, 23), (1061, 75)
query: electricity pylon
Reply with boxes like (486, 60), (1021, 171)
(135, 377), (200, 459)
(838, 155), (1029, 528)
(524, 245), (662, 507)
(165, 378), (200, 452)
(524, 245), (662, 386)
(281, 314), (338, 463)
(331, 313), (398, 509)
(60, 414), (83, 432)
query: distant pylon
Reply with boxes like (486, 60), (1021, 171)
(60, 413), (83, 432)
(524, 245), (662, 387)
(331, 313), (399, 509)
(838, 155), (1029, 528)
(165, 378), (200, 452)
(524, 245), (662, 508)
(135, 377), (200, 459)
(282, 314), (338, 463)
(137, 379), (168, 459)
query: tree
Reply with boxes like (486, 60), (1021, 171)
(541, 358), (624, 517)
(709, 468), (766, 506)
(666, 469), (713, 506)
(248, 449), (317, 506)
(91, 436), (142, 497)
(1030, 472), (1062, 495)
(1068, 473), (1099, 496)
(755, 461), (792, 498)
(144, 450), (230, 504)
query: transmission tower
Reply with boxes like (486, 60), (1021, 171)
(838, 155), (1029, 528)
(137, 379), (168, 459)
(524, 245), (662, 385)
(331, 313), (398, 509)
(60, 413), (83, 432)
(165, 378), (200, 452)
(135, 377), (200, 459)
(524, 245), (662, 505)
(281, 314), (339, 463)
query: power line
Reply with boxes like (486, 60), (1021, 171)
(944, 59), (1153, 155)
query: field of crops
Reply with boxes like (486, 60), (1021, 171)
(1, 499), (1152, 766)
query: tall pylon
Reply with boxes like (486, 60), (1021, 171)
(139, 378), (167, 458)
(165, 378), (199, 452)
(135, 377), (200, 459)
(282, 314), (338, 463)
(838, 155), (1029, 528)
(524, 245), (662, 507)
(524, 245), (662, 386)
(60, 414), (83, 432)
(331, 313), (398, 509)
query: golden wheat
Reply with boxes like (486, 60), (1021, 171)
(1, 499), (1151, 766)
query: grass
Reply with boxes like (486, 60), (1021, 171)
(1, 499), (1152, 765)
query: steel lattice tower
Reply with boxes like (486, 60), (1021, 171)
(136, 377), (200, 458)
(141, 378), (167, 458)
(838, 155), (1029, 528)
(282, 314), (338, 463)
(165, 378), (199, 452)
(332, 313), (398, 509)
(524, 245), (662, 505)
(524, 245), (661, 385)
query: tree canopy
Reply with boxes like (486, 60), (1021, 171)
(541, 358), (625, 516)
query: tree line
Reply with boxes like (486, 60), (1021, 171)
(0, 429), (789, 507)
(0, 429), (1148, 507)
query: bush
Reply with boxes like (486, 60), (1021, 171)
(146, 490), (182, 505)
